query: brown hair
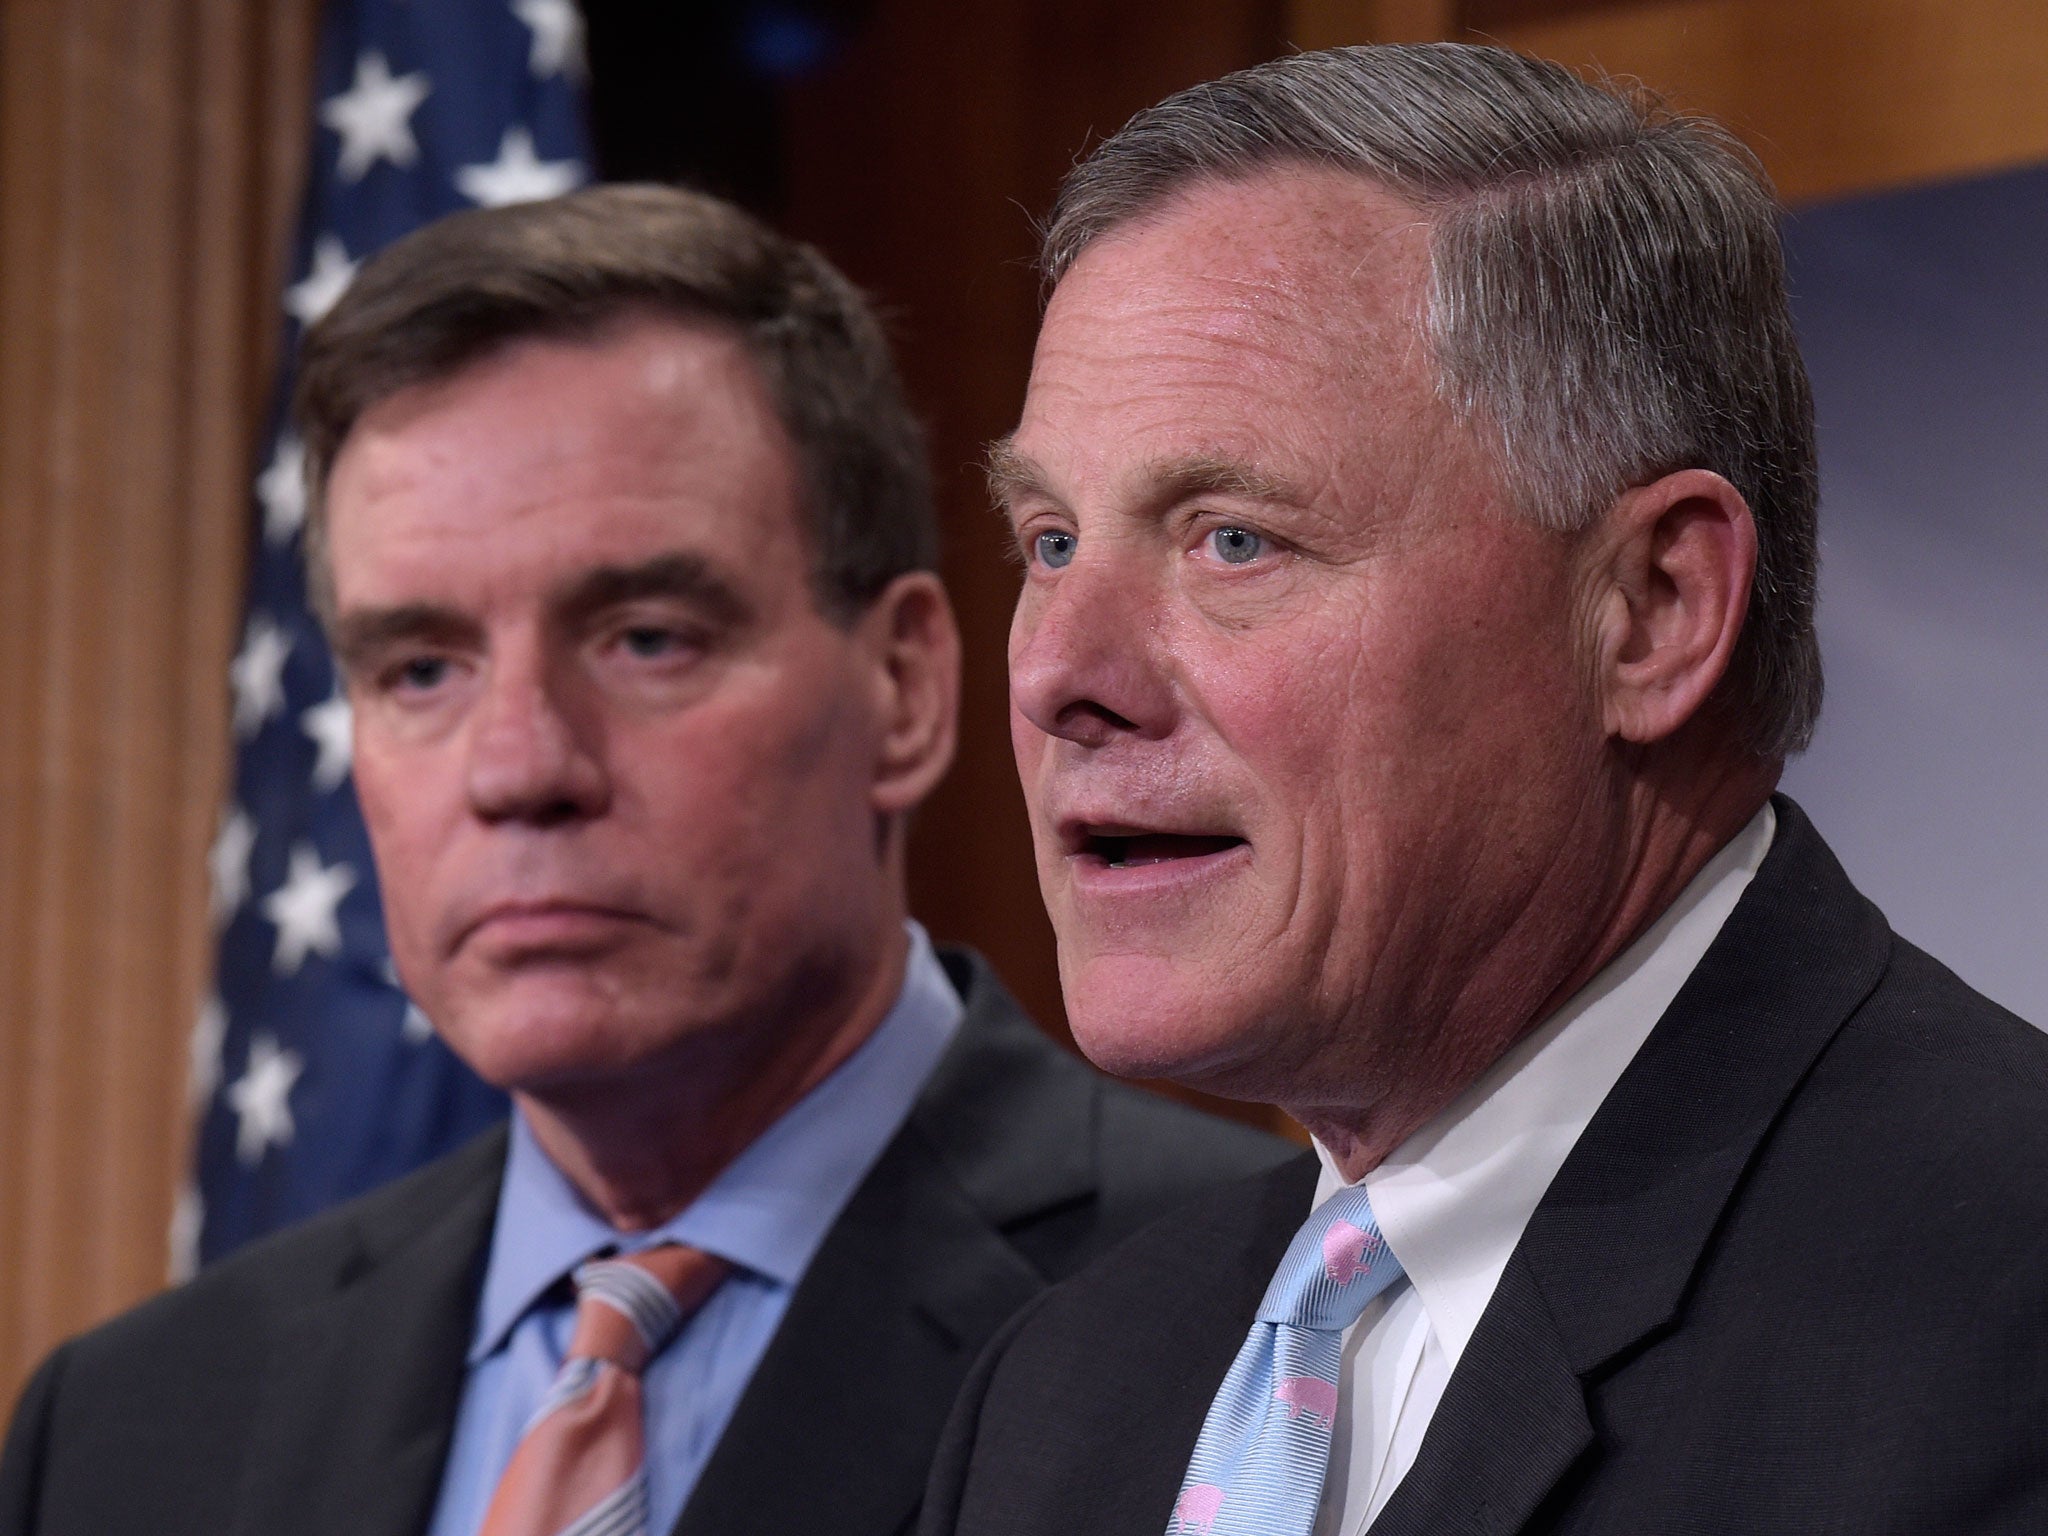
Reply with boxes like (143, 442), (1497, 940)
(294, 182), (934, 624)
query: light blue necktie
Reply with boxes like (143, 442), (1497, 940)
(1166, 1185), (1405, 1536)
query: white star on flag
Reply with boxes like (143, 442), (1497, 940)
(188, 995), (226, 1111)
(513, 0), (587, 81)
(285, 234), (359, 327)
(300, 689), (354, 792)
(209, 805), (257, 921)
(261, 842), (357, 974)
(455, 127), (584, 208)
(401, 1001), (436, 1043)
(230, 616), (293, 738)
(320, 51), (432, 182)
(227, 1033), (306, 1165)
(257, 434), (308, 546)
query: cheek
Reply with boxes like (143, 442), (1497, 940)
(351, 744), (447, 932)
(1182, 564), (1587, 854)
(1185, 611), (1383, 802)
(641, 665), (877, 860)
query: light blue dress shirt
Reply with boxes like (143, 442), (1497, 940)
(423, 924), (963, 1536)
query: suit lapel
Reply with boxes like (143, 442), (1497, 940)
(231, 1128), (506, 1536)
(673, 954), (1098, 1536)
(1366, 1251), (1590, 1536)
(1372, 799), (1892, 1536)
(672, 1124), (1047, 1536)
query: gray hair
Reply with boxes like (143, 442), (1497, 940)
(297, 182), (934, 626)
(1043, 43), (1820, 757)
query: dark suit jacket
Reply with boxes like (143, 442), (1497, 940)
(0, 949), (1293, 1536)
(923, 801), (2048, 1535)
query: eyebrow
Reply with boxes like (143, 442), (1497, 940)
(985, 436), (1308, 516)
(331, 603), (478, 674)
(985, 435), (1047, 516)
(1146, 454), (1305, 507)
(330, 552), (754, 673)
(553, 552), (754, 633)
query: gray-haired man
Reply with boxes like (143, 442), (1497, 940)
(924, 43), (2048, 1536)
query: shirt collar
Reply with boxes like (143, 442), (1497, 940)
(1313, 803), (1775, 1373)
(468, 921), (962, 1363)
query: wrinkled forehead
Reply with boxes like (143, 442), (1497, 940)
(1016, 167), (1462, 512)
(1043, 165), (1440, 381)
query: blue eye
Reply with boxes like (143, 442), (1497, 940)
(1035, 530), (1077, 569)
(1208, 527), (1265, 565)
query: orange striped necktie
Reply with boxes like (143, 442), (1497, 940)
(476, 1245), (730, 1536)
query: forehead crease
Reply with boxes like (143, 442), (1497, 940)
(1089, 189), (1432, 346)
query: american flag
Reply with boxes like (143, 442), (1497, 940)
(180, 0), (594, 1274)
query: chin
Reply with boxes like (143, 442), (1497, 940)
(1059, 950), (1273, 1094)
(433, 984), (665, 1096)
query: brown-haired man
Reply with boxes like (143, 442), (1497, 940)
(0, 184), (1289, 1536)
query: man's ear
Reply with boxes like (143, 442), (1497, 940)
(1589, 469), (1757, 746)
(855, 570), (962, 815)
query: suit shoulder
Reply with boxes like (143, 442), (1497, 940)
(1846, 935), (2048, 1100)
(1759, 937), (2048, 1255)
(1808, 933), (2048, 1200)
(43, 1124), (504, 1382)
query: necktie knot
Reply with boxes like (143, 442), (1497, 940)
(568, 1244), (728, 1376)
(1255, 1184), (1402, 1332)
(478, 1243), (728, 1536)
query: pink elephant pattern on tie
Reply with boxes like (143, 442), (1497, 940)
(1163, 1184), (1404, 1536)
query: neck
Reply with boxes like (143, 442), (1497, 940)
(518, 921), (913, 1231)
(1299, 743), (1777, 1183)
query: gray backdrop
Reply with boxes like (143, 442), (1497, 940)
(1779, 161), (2048, 1026)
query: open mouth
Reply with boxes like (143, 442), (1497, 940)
(1084, 832), (1246, 869)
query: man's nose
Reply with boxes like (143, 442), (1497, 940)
(463, 653), (609, 825)
(1009, 552), (1177, 749)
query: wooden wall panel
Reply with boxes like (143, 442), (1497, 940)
(1461, 0), (1627, 28)
(0, 0), (317, 1411)
(1295, 0), (1455, 48)
(1294, 0), (2048, 203)
(779, 0), (1288, 1050)
(1476, 0), (2048, 203)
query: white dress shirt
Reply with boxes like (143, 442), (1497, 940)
(1312, 805), (1775, 1535)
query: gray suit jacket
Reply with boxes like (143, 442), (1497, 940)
(0, 948), (1293, 1536)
